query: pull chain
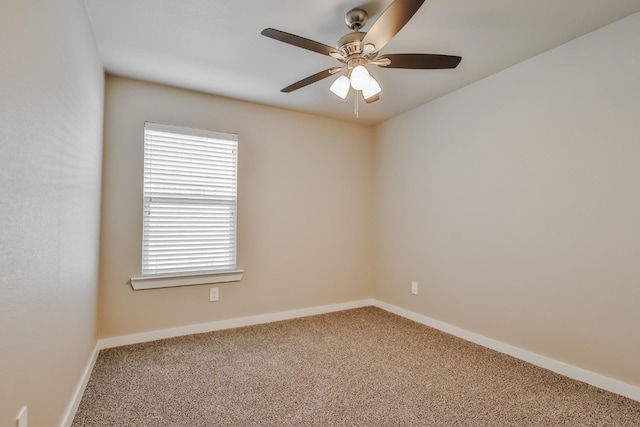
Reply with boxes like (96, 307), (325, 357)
(354, 91), (359, 118)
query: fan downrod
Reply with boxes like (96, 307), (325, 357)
(345, 8), (368, 30)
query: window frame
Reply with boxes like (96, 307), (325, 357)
(130, 122), (243, 290)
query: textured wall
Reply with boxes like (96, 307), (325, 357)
(99, 76), (375, 338)
(374, 12), (640, 386)
(0, 0), (104, 426)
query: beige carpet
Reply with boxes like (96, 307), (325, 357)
(73, 307), (640, 426)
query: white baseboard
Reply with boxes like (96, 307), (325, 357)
(98, 299), (375, 349)
(373, 299), (640, 403)
(61, 343), (100, 427)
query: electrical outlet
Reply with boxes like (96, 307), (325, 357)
(209, 287), (219, 302)
(411, 281), (418, 295)
(16, 406), (27, 427)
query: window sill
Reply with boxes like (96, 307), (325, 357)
(130, 270), (244, 290)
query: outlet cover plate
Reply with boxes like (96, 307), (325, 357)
(17, 406), (27, 427)
(209, 287), (219, 302)
(411, 282), (418, 295)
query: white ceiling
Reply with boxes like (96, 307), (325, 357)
(85, 0), (640, 125)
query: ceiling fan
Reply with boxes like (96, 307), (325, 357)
(261, 0), (461, 109)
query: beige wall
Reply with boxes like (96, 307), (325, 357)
(99, 76), (375, 338)
(0, 0), (104, 426)
(374, 12), (640, 386)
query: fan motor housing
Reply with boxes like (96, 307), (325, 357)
(337, 32), (365, 56)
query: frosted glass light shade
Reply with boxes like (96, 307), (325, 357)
(362, 76), (382, 100)
(329, 75), (350, 99)
(350, 65), (371, 90)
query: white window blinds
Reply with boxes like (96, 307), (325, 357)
(142, 122), (238, 277)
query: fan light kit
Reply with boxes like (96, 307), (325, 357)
(261, 0), (462, 117)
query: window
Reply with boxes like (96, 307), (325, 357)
(130, 122), (243, 290)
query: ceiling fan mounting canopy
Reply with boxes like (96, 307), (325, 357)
(260, 0), (462, 98)
(345, 8), (368, 30)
